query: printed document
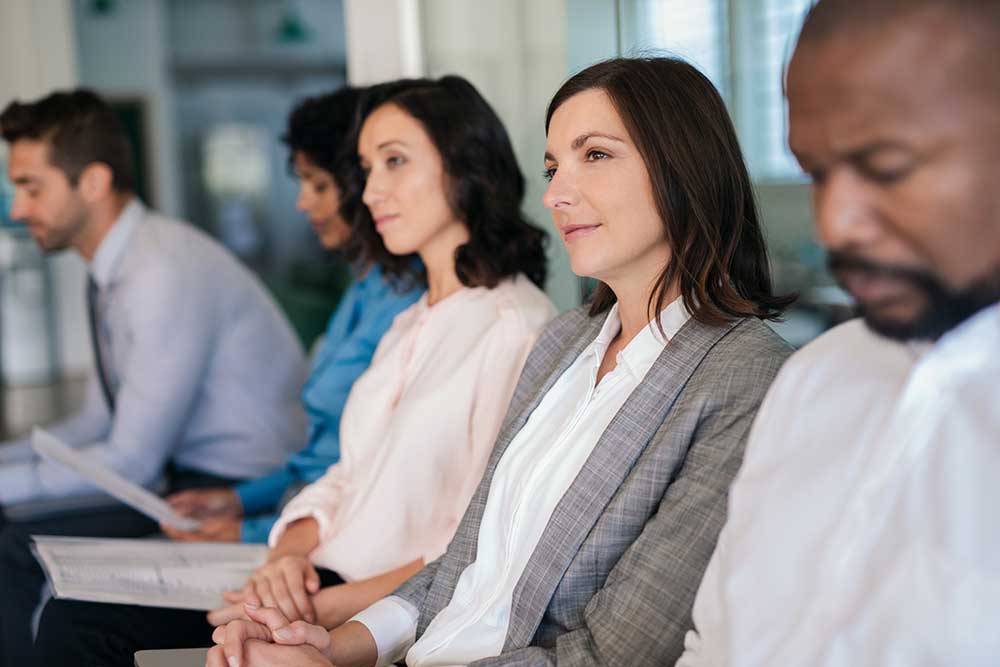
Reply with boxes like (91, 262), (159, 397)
(31, 428), (201, 531)
(32, 536), (268, 610)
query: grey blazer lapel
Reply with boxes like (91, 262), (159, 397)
(502, 316), (741, 650)
(482, 313), (605, 496)
(435, 312), (606, 573)
(488, 317), (605, 460)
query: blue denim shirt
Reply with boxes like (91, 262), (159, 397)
(236, 265), (423, 542)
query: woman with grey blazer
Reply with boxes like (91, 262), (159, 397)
(208, 56), (795, 667)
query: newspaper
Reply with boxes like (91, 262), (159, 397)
(32, 536), (268, 610)
(30, 428), (201, 531)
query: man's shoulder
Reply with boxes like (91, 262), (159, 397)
(765, 318), (915, 407)
(124, 210), (244, 279)
(132, 210), (219, 251)
(787, 318), (906, 372)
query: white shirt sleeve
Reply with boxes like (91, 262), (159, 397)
(349, 596), (420, 667)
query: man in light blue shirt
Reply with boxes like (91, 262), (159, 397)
(161, 88), (424, 545)
(0, 89), (307, 665)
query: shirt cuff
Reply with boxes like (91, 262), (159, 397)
(349, 596), (419, 667)
(675, 629), (702, 667)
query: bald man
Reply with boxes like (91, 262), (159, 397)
(677, 1), (1000, 665)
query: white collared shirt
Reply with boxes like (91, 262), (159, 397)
(89, 196), (140, 289)
(353, 299), (691, 667)
(677, 304), (1000, 667)
(0, 199), (307, 503)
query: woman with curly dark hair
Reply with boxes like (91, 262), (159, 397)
(35, 76), (555, 666)
(229, 76), (554, 629)
(341, 76), (549, 293)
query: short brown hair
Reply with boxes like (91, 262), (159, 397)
(547, 57), (794, 325)
(0, 88), (136, 192)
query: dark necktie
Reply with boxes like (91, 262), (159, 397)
(86, 276), (116, 413)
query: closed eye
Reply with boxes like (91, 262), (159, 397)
(856, 160), (916, 185)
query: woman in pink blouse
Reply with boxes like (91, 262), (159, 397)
(32, 76), (555, 665)
(216, 78), (557, 627)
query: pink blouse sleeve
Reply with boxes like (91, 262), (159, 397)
(267, 462), (351, 548)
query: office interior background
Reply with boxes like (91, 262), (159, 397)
(0, 0), (842, 441)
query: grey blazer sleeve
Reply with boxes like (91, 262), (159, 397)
(468, 340), (788, 667)
(393, 558), (441, 611)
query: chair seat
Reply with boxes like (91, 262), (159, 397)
(134, 647), (209, 667)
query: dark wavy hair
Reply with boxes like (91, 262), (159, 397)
(1, 88), (135, 192)
(342, 76), (548, 290)
(546, 57), (795, 325)
(281, 86), (366, 243)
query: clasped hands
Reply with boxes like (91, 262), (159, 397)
(208, 554), (323, 627)
(206, 603), (335, 667)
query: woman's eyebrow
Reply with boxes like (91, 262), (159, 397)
(571, 132), (625, 150)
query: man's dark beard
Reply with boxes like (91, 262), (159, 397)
(828, 252), (1000, 342)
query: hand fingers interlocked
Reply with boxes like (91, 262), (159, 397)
(206, 604), (332, 667)
(240, 556), (320, 624)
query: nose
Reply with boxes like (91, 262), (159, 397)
(362, 170), (383, 209)
(813, 169), (881, 252)
(541, 168), (577, 212)
(8, 190), (30, 222)
(295, 182), (313, 214)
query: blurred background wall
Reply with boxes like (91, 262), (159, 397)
(0, 0), (839, 438)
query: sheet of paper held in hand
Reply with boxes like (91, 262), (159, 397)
(30, 427), (201, 531)
(32, 536), (268, 610)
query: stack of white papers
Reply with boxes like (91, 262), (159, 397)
(32, 536), (268, 610)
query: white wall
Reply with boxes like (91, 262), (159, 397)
(344, 0), (424, 84)
(0, 1), (77, 104)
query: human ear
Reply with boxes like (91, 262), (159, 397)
(77, 162), (114, 203)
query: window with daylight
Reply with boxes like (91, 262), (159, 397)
(620, 0), (814, 181)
